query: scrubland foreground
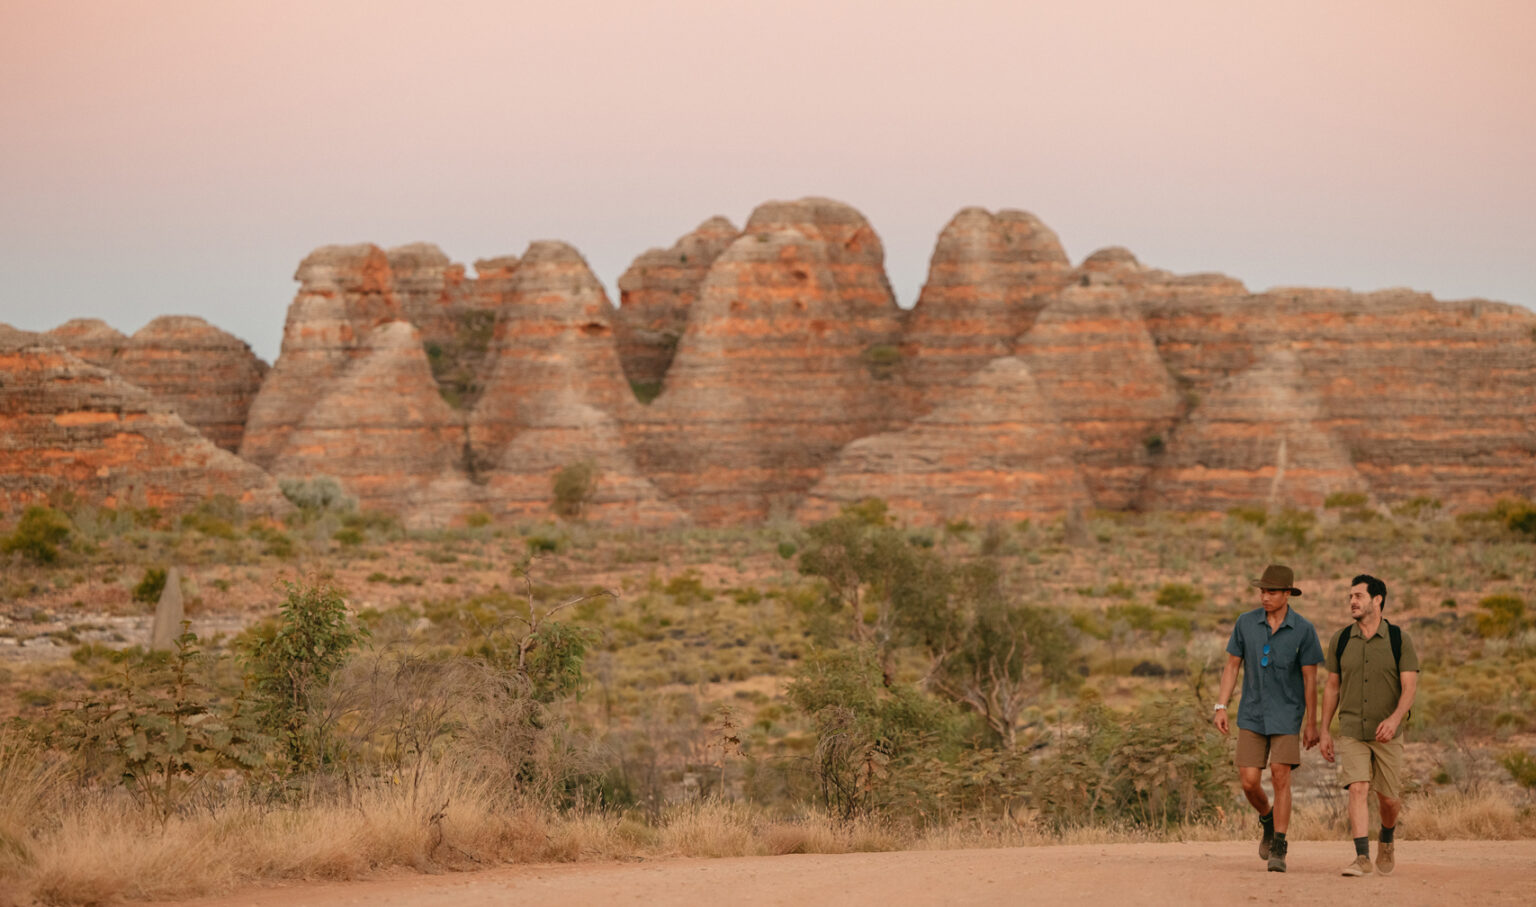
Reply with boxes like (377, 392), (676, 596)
(2, 489), (1535, 904)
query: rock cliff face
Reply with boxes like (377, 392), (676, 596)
(797, 357), (1090, 525)
(901, 208), (1072, 408)
(48, 316), (269, 452)
(13, 200), (1535, 526)
(1018, 285), (1184, 509)
(265, 320), (468, 517)
(1143, 348), (1369, 511)
(467, 241), (685, 526)
(0, 327), (287, 516)
(241, 244), (405, 469)
(625, 198), (906, 525)
(614, 217), (738, 390)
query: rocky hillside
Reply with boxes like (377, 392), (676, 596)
(4, 198), (1533, 528)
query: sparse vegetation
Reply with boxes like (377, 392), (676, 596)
(3, 494), (1535, 903)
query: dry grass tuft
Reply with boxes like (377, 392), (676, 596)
(657, 800), (759, 857)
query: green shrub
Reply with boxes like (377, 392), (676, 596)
(1390, 497), (1442, 519)
(1227, 506), (1267, 527)
(1500, 750), (1536, 789)
(132, 567), (168, 604)
(527, 533), (565, 554)
(1476, 595), (1528, 638)
(1325, 491), (1369, 509)
(242, 581), (368, 771)
(1155, 583), (1204, 610)
(278, 476), (356, 515)
(53, 631), (270, 826)
(552, 461), (596, 519)
(1493, 498), (1536, 537)
(1, 506), (72, 564)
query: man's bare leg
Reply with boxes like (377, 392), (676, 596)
(1268, 762), (1292, 833)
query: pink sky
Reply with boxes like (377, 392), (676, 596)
(2, 0), (1533, 361)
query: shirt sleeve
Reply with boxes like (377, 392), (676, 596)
(1323, 628), (1342, 674)
(1300, 624), (1325, 666)
(1398, 629), (1421, 672)
(1226, 620), (1244, 658)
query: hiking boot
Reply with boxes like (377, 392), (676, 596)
(1266, 838), (1288, 873)
(1258, 818), (1274, 860)
(1376, 842), (1394, 875)
(1341, 854), (1375, 877)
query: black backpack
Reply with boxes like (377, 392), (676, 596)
(1334, 619), (1403, 669)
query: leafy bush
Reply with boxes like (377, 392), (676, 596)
(1155, 583), (1204, 610)
(1325, 492), (1369, 509)
(278, 476), (356, 515)
(132, 567), (168, 604)
(1, 506), (72, 564)
(552, 461), (597, 519)
(53, 631), (269, 825)
(1476, 595), (1528, 638)
(1500, 750), (1536, 790)
(1492, 498), (1536, 537)
(1032, 694), (1230, 830)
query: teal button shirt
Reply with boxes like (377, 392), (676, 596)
(1226, 606), (1325, 735)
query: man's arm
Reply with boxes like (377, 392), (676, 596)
(1374, 671), (1419, 742)
(1301, 663), (1319, 749)
(1319, 670), (1340, 762)
(1213, 653), (1242, 734)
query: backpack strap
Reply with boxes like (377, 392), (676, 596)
(1334, 622), (1403, 669)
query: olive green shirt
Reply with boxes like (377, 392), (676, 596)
(1323, 620), (1420, 740)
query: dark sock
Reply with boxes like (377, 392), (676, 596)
(1379, 825), (1395, 843)
(1354, 836), (1369, 857)
(1273, 832), (1287, 851)
(1259, 810), (1274, 826)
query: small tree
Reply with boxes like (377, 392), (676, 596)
(55, 629), (269, 826)
(243, 581), (368, 771)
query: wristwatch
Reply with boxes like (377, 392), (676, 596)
(1213, 704), (1227, 711)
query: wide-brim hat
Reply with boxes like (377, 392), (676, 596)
(1250, 564), (1302, 596)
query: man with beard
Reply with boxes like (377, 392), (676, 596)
(1321, 573), (1420, 877)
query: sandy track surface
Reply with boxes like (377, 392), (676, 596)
(158, 841), (1535, 907)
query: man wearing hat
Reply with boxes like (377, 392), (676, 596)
(1213, 564), (1325, 872)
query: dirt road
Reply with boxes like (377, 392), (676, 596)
(159, 840), (1534, 907)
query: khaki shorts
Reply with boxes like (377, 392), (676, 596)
(1336, 735), (1405, 800)
(1236, 729), (1302, 768)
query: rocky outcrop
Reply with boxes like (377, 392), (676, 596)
(468, 242), (686, 526)
(797, 357), (1090, 525)
(1143, 348), (1369, 511)
(241, 244), (404, 469)
(625, 198), (906, 525)
(1275, 289), (1536, 506)
(902, 208), (1072, 407)
(0, 327), (287, 516)
(265, 320), (469, 517)
(614, 217), (738, 390)
(48, 317), (269, 452)
(1018, 285), (1184, 509)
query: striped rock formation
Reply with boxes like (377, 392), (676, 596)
(241, 244), (405, 469)
(797, 356), (1090, 525)
(264, 320), (470, 519)
(0, 326), (287, 516)
(901, 208), (1073, 408)
(614, 216), (738, 390)
(625, 198), (906, 525)
(1017, 284), (1183, 509)
(48, 316), (269, 452)
(1143, 348), (1369, 510)
(467, 241), (685, 526)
